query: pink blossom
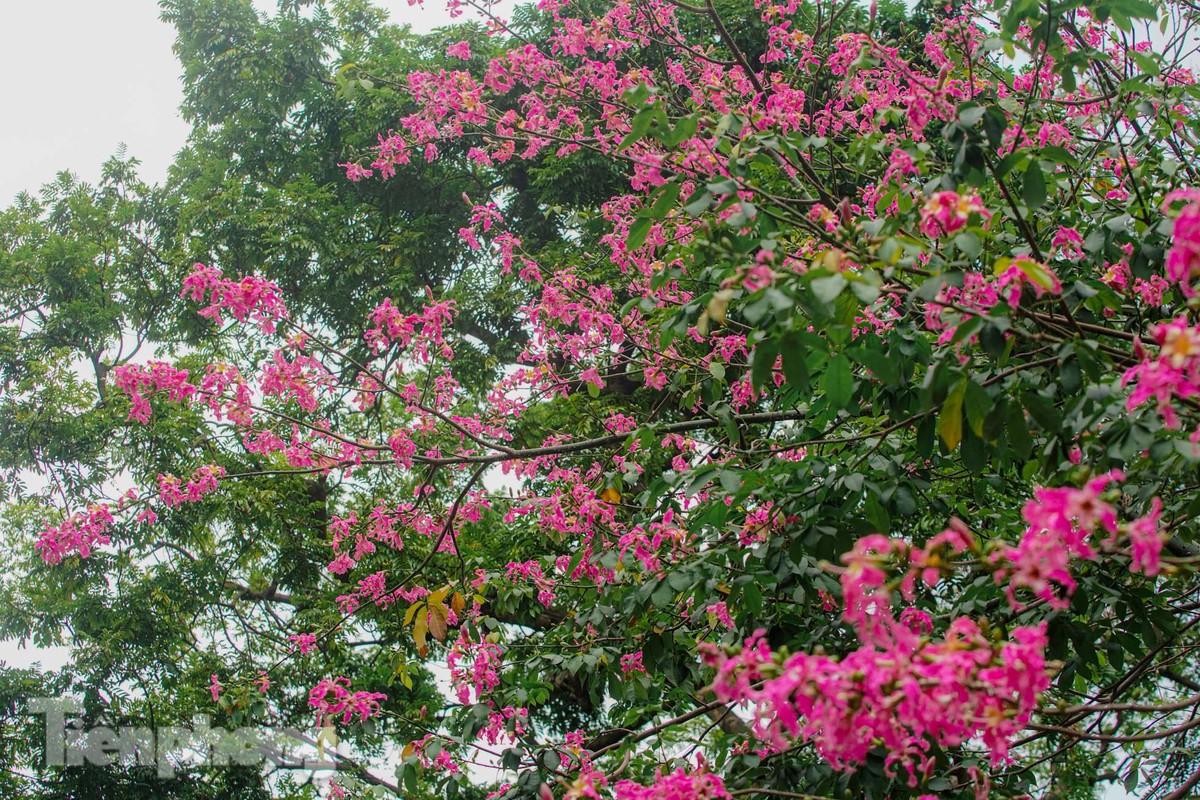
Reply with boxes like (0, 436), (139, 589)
(995, 471), (1125, 608)
(309, 676), (387, 727)
(919, 191), (990, 238)
(1051, 226), (1084, 260)
(1125, 498), (1165, 576)
(340, 162), (374, 181)
(180, 264), (289, 334)
(619, 652), (647, 677)
(448, 630), (503, 704)
(1163, 189), (1200, 296)
(613, 768), (729, 800)
(995, 257), (1061, 308)
(706, 601), (734, 627)
(1123, 316), (1200, 428)
(290, 633), (318, 655)
(704, 618), (1050, 778)
(35, 504), (114, 564)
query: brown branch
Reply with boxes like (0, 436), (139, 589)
(223, 580), (304, 607)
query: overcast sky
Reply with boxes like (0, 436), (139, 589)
(0, 0), (474, 205)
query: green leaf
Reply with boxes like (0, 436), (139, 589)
(939, 379), (967, 452)
(964, 379), (994, 438)
(916, 415), (936, 458)
(626, 217), (653, 250)
(780, 336), (809, 391)
(1007, 401), (1033, 460)
(810, 273), (848, 305)
(665, 114), (699, 147)
(846, 345), (899, 386)
(1023, 161), (1047, 209)
(823, 354), (854, 409)
(751, 339), (779, 390)
(684, 189), (713, 216)
(850, 269), (882, 304)
(618, 104), (658, 151)
(958, 104), (986, 127)
(865, 492), (891, 533)
(741, 582), (763, 615)
(646, 183), (681, 219)
(954, 231), (982, 259)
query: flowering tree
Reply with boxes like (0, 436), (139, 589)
(19, 0), (1200, 797)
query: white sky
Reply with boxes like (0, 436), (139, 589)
(0, 0), (476, 205)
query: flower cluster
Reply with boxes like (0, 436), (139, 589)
(918, 190), (990, 238)
(703, 522), (1049, 780)
(35, 504), (115, 564)
(112, 361), (197, 424)
(997, 471), (1166, 606)
(1123, 315), (1200, 428)
(308, 676), (388, 727)
(704, 619), (1049, 781)
(1163, 189), (1200, 296)
(156, 465), (226, 508)
(364, 297), (458, 362)
(180, 263), (289, 334)
(448, 629), (503, 705)
(613, 767), (730, 800)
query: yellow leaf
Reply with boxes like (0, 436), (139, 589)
(413, 614), (429, 657)
(1015, 257), (1059, 292)
(429, 585), (451, 608)
(939, 379), (966, 452)
(451, 592), (466, 614)
(600, 487), (621, 504)
(316, 726), (338, 759)
(404, 601), (425, 627)
(707, 289), (733, 325)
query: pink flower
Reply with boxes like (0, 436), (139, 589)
(1126, 498), (1165, 576)
(448, 630), (503, 704)
(706, 601), (734, 627)
(309, 676), (387, 727)
(996, 471), (1124, 608)
(705, 617), (1050, 778)
(1051, 226), (1084, 260)
(1163, 189), (1200, 296)
(919, 191), (990, 238)
(180, 264), (289, 334)
(613, 768), (729, 800)
(619, 652), (647, 677)
(289, 633), (318, 655)
(447, 41), (472, 59)
(1122, 316), (1200, 428)
(35, 504), (114, 564)
(340, 162), (374, 181)
(995, 257), (1061, 308)
(210, 674), (223, 703)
